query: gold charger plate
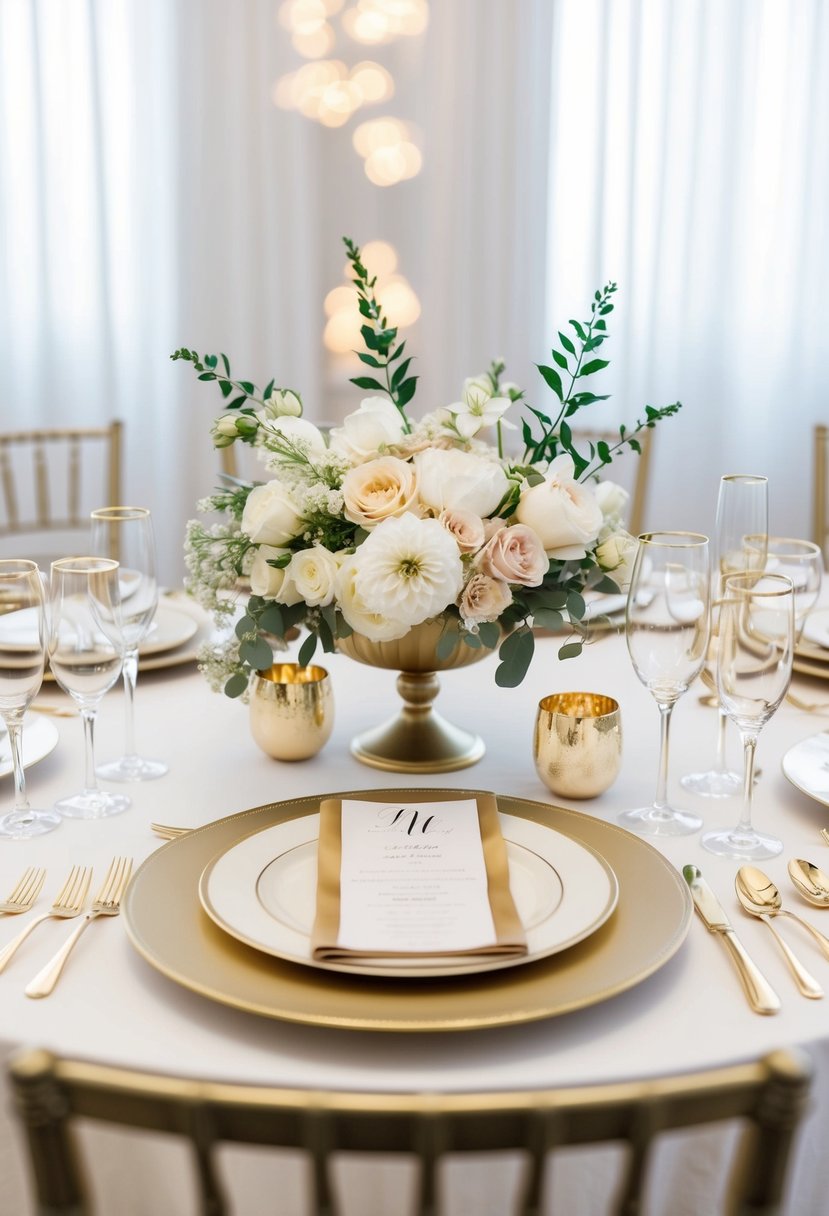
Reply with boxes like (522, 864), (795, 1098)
(123, 788), (692, 1032)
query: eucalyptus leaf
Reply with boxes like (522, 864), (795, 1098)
(558, 641), (583, 660)
(240, 637), (274, 671)
(298, 632), (318, 667)
(224, 673), (248, 698)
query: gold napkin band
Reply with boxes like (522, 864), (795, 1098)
(311, 790), (527, 961)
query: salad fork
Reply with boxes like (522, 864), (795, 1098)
(25, 857), (133, 998)
(0, 866), (46, 915)
(0, 866), (91, 973)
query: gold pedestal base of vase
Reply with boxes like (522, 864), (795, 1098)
(338, 623), (490, 773)
(350, 672), (485, 773)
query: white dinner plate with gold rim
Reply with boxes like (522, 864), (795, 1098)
(781, 731), (829, 808)
(0, 715), (59, 780)
(801, 609), (829, 652)
(198, 813), (618, 979)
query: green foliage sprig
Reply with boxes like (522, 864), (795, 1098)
(343, 236), (418, 432)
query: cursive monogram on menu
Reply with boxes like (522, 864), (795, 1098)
(370, 806), (454, 836)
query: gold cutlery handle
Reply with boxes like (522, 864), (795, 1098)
(781, 909), (829, 959)
(0, 913), (49, 974)
(24, 912), (97, 999)
(760, 917), (823, 999)
(718, 930), (782, 1014)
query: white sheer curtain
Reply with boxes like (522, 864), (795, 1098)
(1, 0), (555, 583)
(546, 0), (829, 539)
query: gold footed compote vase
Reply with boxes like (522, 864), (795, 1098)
(337, 621), (491, 773)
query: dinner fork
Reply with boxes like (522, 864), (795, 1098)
(150, 822), (189, 839)
(0, 866), (91, 973)
(25, 857), (133, 999)
(0, 866), (46, 915)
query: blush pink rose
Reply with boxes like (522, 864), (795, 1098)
(477, 524), (549, 587)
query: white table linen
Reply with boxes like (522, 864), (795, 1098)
(2, 620), (829, 1214)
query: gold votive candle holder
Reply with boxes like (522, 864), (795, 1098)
(534, 692), (622, 799)
(249, 663), (334, 761)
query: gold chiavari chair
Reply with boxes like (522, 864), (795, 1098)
(0, 422), (123, 563)
(812, 424), (829, 559)
(572, 427), (653, 538)
(9, 1046), (811, 1216)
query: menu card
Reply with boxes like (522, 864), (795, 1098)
(311, 791), (527, 961)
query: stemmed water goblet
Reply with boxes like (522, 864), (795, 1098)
(0, 560), (62, 838)
(702, 572), (795, 860)
(48, 557), (130, 818)
(620, 531), (711, 837)
(681, 473), (768, 798)
(90, 506), (168, 781)
(744, 535), (823, 641)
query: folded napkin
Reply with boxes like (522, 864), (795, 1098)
(311, 790), (527, 962)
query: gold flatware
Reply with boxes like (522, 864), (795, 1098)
(735, 868), (823, 998)
(683, 864), (781, 1015)
(820, 829), (829, 848)
(786, 692), (829, 713)
(0, 866), (91, 973)
(29, 701), (79, 718)
(788, 858), (829, 908)
(0, 867), (46, 915)
(25, 857), (132, 998)
(151, 822), (190, 839)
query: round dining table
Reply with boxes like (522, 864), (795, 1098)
(2, 597), (829, 1216)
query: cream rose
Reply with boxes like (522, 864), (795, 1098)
(414, 448), (510, 518)
(514, 455), (603, 559)
(438, 508), (486, 554)
(241, 481), (303, 546)
(595, 529), (638, 590)
(334, 553), (410, 642)
(248, 545), (289, 598)
(278, 545), (339, 607)
(328, 396), (406, 462)
(477, 524), (549, 587)
(459, 573), (513, 627)
(341, 456), (419, 529)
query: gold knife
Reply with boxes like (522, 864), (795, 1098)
(682, 864), (781, 1015)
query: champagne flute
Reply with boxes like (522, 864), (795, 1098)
(702, 572), (794, 860)
(90, 506), (167, 781)
(620, 531), (711, 836)
(681, 473), (768, 798)
(0, 560), (61, 838)
(745, 535), (823, 641)
(49, 557), (130, 818)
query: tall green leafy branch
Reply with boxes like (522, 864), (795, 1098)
(343, 236), (418, 432)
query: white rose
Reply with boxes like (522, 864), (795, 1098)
(249, 546), (289, 598)
(341, 456), (419, 528)
(438, 508), (486, 554)
(334, 553), (410, 642)
(514, 455), (603, 559)
(459, 573), (512, 627)
(278, 545), (339, 607)
(595, 480), (629, 526)
(257, 414), (327, 455)
(241, 481), (304, 546)
(414, 448), (510, 518)
(352, 513), (464, 627)
(256, 390), (303, 418)
(328, 397), (406, 461)
(595, 529), (638, 590)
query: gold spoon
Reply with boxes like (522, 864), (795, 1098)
(735, 868), (824, 998)
(788, 858), (829, 908)
(740, 865), (829, 958)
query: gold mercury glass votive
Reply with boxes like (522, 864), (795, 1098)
(249, 664), (334, 761)
(534, 692), (622, 799)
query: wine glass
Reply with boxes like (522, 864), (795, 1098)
(744, 535), (823, 641)
(681, 473), (768, 798)
(0, 560), (62, 838)
(702, 572), (795, 860)
(49, 557), (130, 818)
(620, 531), (711, 836)
(90, 506), (168, 781)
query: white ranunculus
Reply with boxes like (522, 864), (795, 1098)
(595, 529), (638, 589)
(595, 479), (629, 526)
(514, 455), (603, 559)
(256, 414), (327, 455)
(328, 396), (406, 462)
(414, 448), (510, 518)
(352, 513), (464, 627)
(278, 545), (339, 607)
(241, 481), (304, 546)
(249, 546), (289, 598)
(341, 456), (419, 528)
(334, 553), (410, 642)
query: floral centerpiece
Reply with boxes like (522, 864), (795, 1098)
(175, 238), (680, 699)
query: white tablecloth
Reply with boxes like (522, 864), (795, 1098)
(3, 615), (829, 1214)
